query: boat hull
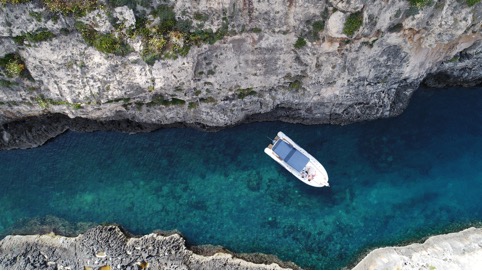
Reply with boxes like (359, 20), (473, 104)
(264, 132), (329, 187)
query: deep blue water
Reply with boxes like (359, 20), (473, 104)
(0, 87), (481, 269)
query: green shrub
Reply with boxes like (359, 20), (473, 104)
(105, 97), (131, 104)
(294, 37), (307, 49)
(200, 96), (216, 103)
(189, 29), (218, 45)
(93, 33), (125, 55)
(289, 80), (302, 91)
(35, 96), (50, 109)
(0, 0), (30, 4)
(154, 5), (177, 33)
(408, 0), (430, 7)
(12, 35), (26, 44)
(35, 96), (83, 109)
(0, 53), (17, 67)
(176, 44), (191, 57)
(5, 60), (25, 77)
(75, 21), (97, 43)
(250, 27), (262, 33)
(343, 12), (363, 36)
(107, 0), (151, 9)
(146, 95), (185, 107)
(237, 88), (257, 99)
(107, 0), (129, 7)
(0, 79), (15, 87)
(312, 20), (325, 32)
(133, 16), (149, 37)
(175, 19), (193, 33)
(29, 11), (43, 22)
(188, 102), (198, 109)
(0, 54), (25, 78)
(132, 5), (228, 65)
(141, 36), (167, 64)
(405, 6), (420, 16)
(24, 29), (55, 43)
(466, 0), (480, 6)
(72, 103), (82, 109)
(168, 98), (186, 106)
(75, 22), (132, 56)
(448, 55), (460, 62)
(193, 12), (208, 21)
(310, 20), (325, 40)
(43, 0), (98, 15)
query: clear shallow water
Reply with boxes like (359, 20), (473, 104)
(1, 87), (481, 269)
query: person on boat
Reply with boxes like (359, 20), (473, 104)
(307, 168), (316, 181)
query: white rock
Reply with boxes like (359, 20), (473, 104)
(326, 11), (348, 38)
(113, 6), (136, 30)
(328, 0), (364, 12)
(354, 228), (482, 270)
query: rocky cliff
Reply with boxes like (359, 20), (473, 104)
(2, 225), (481, 270)
(354, 227), (482, 270)
(0, 225), (298, 270)
(1, 0), (481, 149)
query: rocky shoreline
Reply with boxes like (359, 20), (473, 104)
(1, 225), (481, 270)
(354, 227), (482, 270)
(0, 225), (299, 270)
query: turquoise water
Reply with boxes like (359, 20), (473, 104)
(0, 87), (481, 269)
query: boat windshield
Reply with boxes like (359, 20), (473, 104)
(272, 140), (309, 172)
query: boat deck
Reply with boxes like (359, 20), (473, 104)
(264, 131), (329, 187)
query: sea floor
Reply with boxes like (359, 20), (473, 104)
(0, 87), (481, 269)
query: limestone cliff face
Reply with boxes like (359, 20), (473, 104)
(354, 227), (482, 270)
(0, 0), (481, 148)
(0, 225), (297, 270)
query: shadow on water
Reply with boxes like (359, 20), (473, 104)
(0, 87), (481, 269)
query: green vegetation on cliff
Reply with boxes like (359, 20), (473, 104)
(294, 37), (307, 49)
(1, 0), (99, 15)
(42, 0), (98, 15)
(343, 12), (363, 36)
(408, 0), (430, 7)
(134, 5), (228, 64)
(2, 1), (230, 64)
(13, 29), (55, 44)
(34, 96), (82, 109)
(237, 88), (257, 99)
(0, 0), (30, 4)
(289, 80), (302, 91)
(75, 22), (132, 56)
(466, 0), (480, 6)
(0, 53), (26, 78)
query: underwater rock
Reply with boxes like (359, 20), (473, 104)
(2, 215), (96, 238)
(0, 225), (297, 270)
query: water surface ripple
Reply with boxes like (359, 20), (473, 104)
(1, 88), (481, 269)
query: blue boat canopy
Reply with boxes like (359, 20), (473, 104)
(272, 140), (309, 172)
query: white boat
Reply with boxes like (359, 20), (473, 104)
(264, 131), (329, 187)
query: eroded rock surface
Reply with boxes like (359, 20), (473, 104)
(354, 227), (482, 270)
(0, 0), (481, 150)
(0, 225), (297, 270)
